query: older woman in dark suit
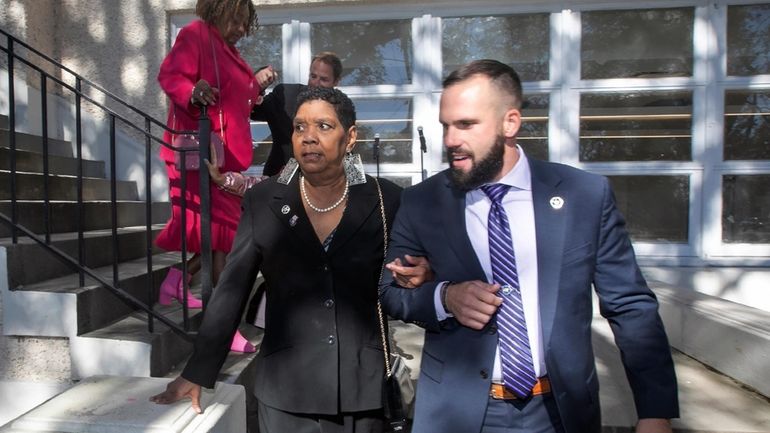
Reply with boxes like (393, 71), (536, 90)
(152, 87), (414, 433)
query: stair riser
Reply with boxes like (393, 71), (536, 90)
(0, 201), (170, 237)
(76, 266), (178, 335)
(0, 147), (105, 177)
(0, 130), (73, 158)
(4, 228), (165, 288)
(0, 172), (138, 201)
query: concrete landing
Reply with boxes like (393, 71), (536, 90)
(390, 318), (770, 433)
(1, 376), (246, 433)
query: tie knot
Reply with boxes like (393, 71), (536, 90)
(480, 184), (511, 205)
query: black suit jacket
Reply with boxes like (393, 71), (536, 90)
(251, 83), (306, 176)
(183, 174), (402, 415)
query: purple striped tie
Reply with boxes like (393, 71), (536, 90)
(481, 184), (537, 399)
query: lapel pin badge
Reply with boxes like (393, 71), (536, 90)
(549, 196), (564, 210)
(289, 215), (298, 227)
(281, 205), (291, 215)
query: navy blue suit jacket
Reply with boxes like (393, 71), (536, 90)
(379, 158), (678, 433)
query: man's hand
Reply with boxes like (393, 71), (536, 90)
(444, 281), (502, 330)
(385, 255), (434, 288)
(255, 65), (277, 90)
(149, 376), (203, 414)
(636, 418), (672, 433)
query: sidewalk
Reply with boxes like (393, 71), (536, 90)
(390, 318), (770, 433)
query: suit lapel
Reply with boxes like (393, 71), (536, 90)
(267, 176), (325, 256)
(529, 159), (567, 349)
(441, 174), (487, 279)
(326, 179), (379, 257)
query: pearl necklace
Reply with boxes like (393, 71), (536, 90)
(300, 175), (349, 213)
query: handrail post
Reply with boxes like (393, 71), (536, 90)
(40, 73), (51, 244)
(198, 106), (213, 306)
(75, 77), (85, 286)
(8, 36), (18, 244)
(145, 118), (155, 334)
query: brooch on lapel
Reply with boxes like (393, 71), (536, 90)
(549, 196), (564, 210)
(281, 205), (290, 215)
(289, 215), (299, 227)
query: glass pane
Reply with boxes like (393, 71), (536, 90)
(723, 175), (770, 243)
(520, 94), (549, 161)
(442, 14), (549, 81)
(382, 176), (414, 188)
(727, 4), (770, 76)
(311, 21), (413, 86)
(580, 91), (693, 162)
(250, 122), (272, 166)
(237, 24), (283, 80)
(581, 8), (693, 79)
(441, 94), (550, 163)
(354, 98), (413, 165)
(724, 90), (770, 160)
(608, 175), (689, 242)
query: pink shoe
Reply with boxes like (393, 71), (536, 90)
(230, 330), (256, 353)
(158, 268), (203, 308)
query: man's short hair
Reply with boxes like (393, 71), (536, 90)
(312, 51), (343, 82)
(443, 59), (523, 109)
(295, 87), (356, 131)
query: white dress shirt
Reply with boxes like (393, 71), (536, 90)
(434, 147), (546, 380)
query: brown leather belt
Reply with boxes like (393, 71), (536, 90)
(490, 377), (551, 400)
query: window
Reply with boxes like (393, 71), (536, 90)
(442, 14), (550, 82)
(724, 90), (770, 160)
(580, 91), (693, 162)
(581, 8), (693, 79)
(311, 20), (413, 86)
(727, 3), (770, 76)
(609, 175), (690, 242)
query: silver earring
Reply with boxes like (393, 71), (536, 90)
(277, 158), (299, 185)
(343, 152), (366, 185)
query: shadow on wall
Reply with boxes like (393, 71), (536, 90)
(0, 67), (170, 202)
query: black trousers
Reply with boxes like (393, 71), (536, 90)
(257, 400), (385, 433)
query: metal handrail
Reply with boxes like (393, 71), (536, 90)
(0, 28), (214, 340)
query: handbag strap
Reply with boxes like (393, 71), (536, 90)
(208, 27), (226, 142)
(373, 177), (394, 377)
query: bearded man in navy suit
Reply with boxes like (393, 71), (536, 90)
(380, 59), (678, 433)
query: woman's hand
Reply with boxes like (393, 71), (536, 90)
(191, 79), (219, 106)
(205, 142), (225, 187)
(149, 376), (203, 414)
(385, 255), (434, 288)
(255, 65), (277, 90)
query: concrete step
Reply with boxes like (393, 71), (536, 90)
(0, 146), (106, 178)
(0, 171), (138, 201)
(1, 224), (167, 288)
(70, 304), (201, 379)
(0, 200), (170, 237)
(3, 252), (185, 338)
(0, 130), (73, 158)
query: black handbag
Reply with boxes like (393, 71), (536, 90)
(374, 178), (413, 433)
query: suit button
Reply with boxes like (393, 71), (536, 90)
(480, 369), (489, 379)
(327, 335), (336, 345)
(488, 325), (497, 335)
(321, 264), (329, 272)
(324, 299), (334, 308)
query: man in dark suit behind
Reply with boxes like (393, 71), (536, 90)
(379, 59), (679, 433)
(252, 51), (342, 176)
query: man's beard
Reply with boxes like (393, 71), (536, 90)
(448, 134), (506, 191)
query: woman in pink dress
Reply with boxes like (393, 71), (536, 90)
(155, 0), (273, 352)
